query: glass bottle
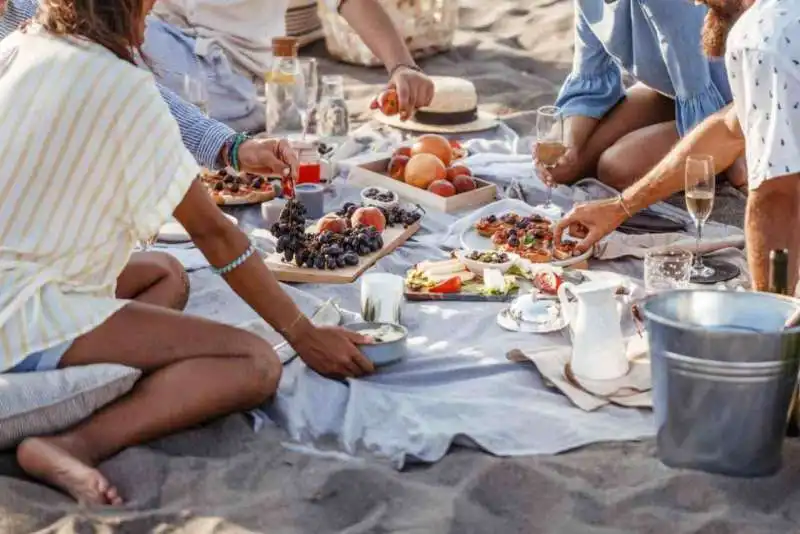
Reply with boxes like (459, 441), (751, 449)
(317, 75), (349, 138)
(265, 37), (302, 136)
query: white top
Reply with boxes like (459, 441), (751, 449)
(0, 27), (199, 371)
(726, 0), (800, 191)
(420, 76), (478, 114)
(152, 0), (341, 79)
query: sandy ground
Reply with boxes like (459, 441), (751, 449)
(0, 1), (760, 532)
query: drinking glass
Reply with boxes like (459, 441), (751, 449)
(318, 75), (349, 137)
(533, 106), (565, 217)
(361, 273), (404, 325)
(183, 72), (209, 117)
(644, 250), (692, 294)
(296, 58), (318, 139)
(684, 155), (717, 282)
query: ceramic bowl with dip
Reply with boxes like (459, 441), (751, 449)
(361, 187), (399, 209)
(346, 322), (408, 366)
(456, 249), (518, 277)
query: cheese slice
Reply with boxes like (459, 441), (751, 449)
(418, 259), (465, 276)
(483, 269), (505, 291)
(426, 271), (475, 283)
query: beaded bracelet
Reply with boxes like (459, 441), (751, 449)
(211, 242), (256, 276)
(230, 133), (250, 173)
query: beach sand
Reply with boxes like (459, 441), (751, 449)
(0, 1), (761, 532)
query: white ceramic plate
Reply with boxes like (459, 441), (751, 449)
(458, 205), (592, 268)
(158, 213), (238, 243)
(496, 304), (566, 334)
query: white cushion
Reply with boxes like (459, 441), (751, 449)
(0, 364), (141, 450)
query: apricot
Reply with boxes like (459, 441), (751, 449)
(351, 206), (386, 232)
(411, 134), (453, 166)
(378, 89), (399, 116)
(428, 179), (457, 197)
(388, 155), (409, 181)
(452, 175), (477, 193)
(405, 153), (447, 189)
(446, 165), (471, 182)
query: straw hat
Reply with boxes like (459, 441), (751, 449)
(373, 76), (499, 134)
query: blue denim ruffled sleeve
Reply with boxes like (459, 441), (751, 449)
(555, 10), (625, 119)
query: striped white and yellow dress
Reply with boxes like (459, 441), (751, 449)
(0, 26), (199, 371)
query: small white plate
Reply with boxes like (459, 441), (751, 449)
(158, 213), (238, 243)
(496, 301), (566, 334)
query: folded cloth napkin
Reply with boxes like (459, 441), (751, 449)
(507, 335), (652, 411)
(594, 230), (745, 261)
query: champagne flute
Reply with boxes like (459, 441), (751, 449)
(685, 155), (717, 281)
(184, 71), (209, 117)
(533, 106), (565, 217)
(296, 58), (318, 139)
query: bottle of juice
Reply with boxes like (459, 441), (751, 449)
(265, 37), (302, 137)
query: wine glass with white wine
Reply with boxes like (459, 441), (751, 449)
(684, 154), (739, 284)
(533, 105), (565, 217)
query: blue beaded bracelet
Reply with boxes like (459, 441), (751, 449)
(211, 242), (256, 276)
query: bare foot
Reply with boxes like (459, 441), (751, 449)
(16, 437), (123, 506)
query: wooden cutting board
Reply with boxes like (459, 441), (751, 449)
(264, 221), (421, 283)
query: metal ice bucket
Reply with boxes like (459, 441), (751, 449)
(641, 290), (800, 477)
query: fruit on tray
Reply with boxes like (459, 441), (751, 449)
(362, 187), (398, 204)
(393, 146), (412, 158)
(405, 153), (446, 189)
(452, 175), (477, 193)
(388, 155), (409, 181)
(270, 199), (422, 270)
(411, 134), (454, 166)
(446, 165), (470, 181)
(427, 179), (456, 197)
(351, 206), (387, 233)
(317, 215), (348, 234)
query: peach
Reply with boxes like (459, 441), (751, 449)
(452, 175), (477, 193)
(394, 146), (412, 158)
(405, 153), (447, 189)
(317, 215), (348, 234)
(428, 179), (457, 197)
(411, 134), (453, 166)
(351, 206), (386, 232)
(446, 165), (471, 182)
(388, 155), (409, 181)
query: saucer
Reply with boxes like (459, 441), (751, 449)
(497, 300), (566, 333)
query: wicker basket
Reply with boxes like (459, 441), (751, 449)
(318, 0), (458, 67)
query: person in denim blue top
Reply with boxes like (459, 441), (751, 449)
(541, 0), (747, 191)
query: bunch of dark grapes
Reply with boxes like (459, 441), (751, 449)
(271, 199), (309, 264)
(381, 205), (423, 228)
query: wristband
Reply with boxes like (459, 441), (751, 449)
(211, 242), (256, 276)
(230, 132), (251, 172)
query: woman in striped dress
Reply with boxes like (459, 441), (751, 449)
(0, 0), (373, 505)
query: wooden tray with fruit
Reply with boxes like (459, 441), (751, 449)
(349, 134), (497, 213)
(264, 199), (422, 284)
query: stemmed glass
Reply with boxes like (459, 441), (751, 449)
(296, 58), (318, 139)
(183, 71), (209, 117)
(533, 105), (565, 217)
(684, 154), (739, 283)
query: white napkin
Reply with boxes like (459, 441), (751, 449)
(594, 230), (745, 260)
(508, 335), (652, 411)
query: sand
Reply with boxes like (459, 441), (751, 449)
(0, 1), (760, 532)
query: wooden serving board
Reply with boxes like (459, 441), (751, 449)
(404, 290), (515, 302)
(265, 221), (421, 284)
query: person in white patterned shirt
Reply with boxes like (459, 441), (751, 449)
(553, 0), (798, 292)
(2, 0), (375, 506)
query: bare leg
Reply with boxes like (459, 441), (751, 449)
(17, 298), (280, 505)
(596, 121), (680, 190)
(116, 251), (190, 310)
(575, 84), (676, 179)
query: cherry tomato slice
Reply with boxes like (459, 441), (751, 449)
(430, 276), (462, 293)
(534, 272), (562, 295)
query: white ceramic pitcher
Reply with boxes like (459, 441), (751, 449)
(557, 278), (629, 381)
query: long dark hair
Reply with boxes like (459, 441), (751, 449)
(35, 0), (148, 65)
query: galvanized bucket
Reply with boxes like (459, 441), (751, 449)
(641, 290), (800, 477)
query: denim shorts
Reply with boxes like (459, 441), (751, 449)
(6, 342), (73, 373)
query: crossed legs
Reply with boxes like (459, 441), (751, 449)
(16, 252), (281, 505)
